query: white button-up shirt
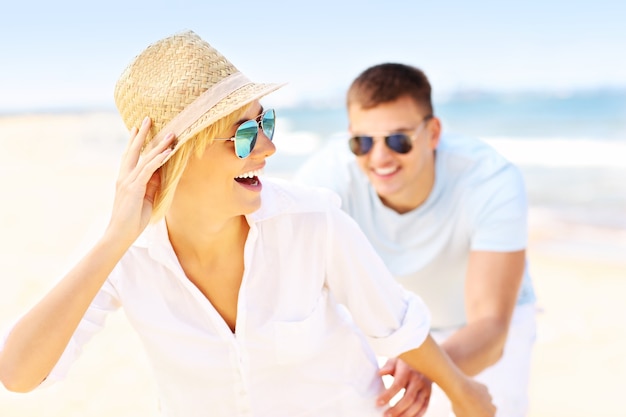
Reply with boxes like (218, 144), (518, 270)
(13, 179), (431, 416)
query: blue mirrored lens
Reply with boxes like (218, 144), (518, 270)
(234, 120), (258, 159)
(262, 109), (275, 140)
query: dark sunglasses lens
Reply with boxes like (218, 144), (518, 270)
(349, 136), (374, 156)
(386, 133), (413, 154)
(234, 120), (258, 159)
(262, 109), (275, 140)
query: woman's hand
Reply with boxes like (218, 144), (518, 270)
(377, 357), (432, 417)
(106, 117), (174, 246)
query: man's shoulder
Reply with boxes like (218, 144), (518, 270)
(439, 133), (503, 160)
(438, 133), (521, 179)
(433, 134), (527, 217)
(293, 138), (363, 194)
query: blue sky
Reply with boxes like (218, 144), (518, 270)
(1, 0), (625, 111)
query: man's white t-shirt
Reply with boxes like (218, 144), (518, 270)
(294, 133), (536, 330)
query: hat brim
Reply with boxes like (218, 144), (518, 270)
(159, 81), (286, 165)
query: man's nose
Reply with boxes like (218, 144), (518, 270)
(368, 137), (393, 161)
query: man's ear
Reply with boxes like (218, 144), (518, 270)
(428, 117), (442, 150)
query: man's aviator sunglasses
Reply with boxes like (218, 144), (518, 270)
(214, 108), (276, 159)
(348, 115), (433, 156)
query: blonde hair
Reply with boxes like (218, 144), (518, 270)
(149, 103), (252, 222)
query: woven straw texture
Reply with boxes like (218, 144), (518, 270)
(113, 30), (283, 153)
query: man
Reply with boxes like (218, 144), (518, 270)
(293, 63), (536, 417)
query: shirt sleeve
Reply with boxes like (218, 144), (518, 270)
(470, 163), (529, 252)
(1, 277), (121, 389)
(323, 202), (431, 358)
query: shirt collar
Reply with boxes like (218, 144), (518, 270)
(133, 178), (295, 251)
(248, 178), (295, 222)
(133, 219), (185, 274)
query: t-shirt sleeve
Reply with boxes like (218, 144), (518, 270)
(323, 203), (431, 358)
(470, 163), (528, 251)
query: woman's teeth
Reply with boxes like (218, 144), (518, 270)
(235, 169), (263, 179)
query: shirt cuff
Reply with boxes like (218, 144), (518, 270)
(366, 291), (431, 358)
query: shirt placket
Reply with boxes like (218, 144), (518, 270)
(231, 220), (256, 417)
(230, 337), (252, 416)
(148, 219), (258, 416)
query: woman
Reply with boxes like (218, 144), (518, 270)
(0, 31), (494, 417)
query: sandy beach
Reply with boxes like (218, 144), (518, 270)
(0, 112), (625, 416)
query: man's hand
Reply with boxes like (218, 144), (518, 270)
(377, 357), (432, 417)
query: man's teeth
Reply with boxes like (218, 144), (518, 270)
(235, 169), (263, 179)
(374, 166), (397, 175)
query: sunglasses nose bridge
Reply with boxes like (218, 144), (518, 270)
(250, 123), (275, 158)
(370, 136), (397, 158)
(258, 120), (270, 139)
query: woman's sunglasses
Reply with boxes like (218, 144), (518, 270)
(214, 108), (276, 159)
(348, 115), (432, 156)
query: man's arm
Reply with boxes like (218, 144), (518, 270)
(441, 249), (525, 376)
(398, 335), (495, 417)
(377, 250), (524, 415)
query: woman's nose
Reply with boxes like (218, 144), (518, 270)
(252, 128), (276, 158)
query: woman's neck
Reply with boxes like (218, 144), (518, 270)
(165, 210), (249, 267)
(165, 209), (249, 333)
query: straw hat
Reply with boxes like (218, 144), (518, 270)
(114, 30), (285, 161)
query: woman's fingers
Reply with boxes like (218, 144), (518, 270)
(120, 117), (152, 176)
(107, 131), (174, 242)
(120, 118), (176, 186)
(135, 138), (174, 187)
(141, 132), (176, 162)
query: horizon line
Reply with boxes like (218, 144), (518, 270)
(2, 85), (625, 117)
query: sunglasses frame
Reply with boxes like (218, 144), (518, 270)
(214, 108), (276, 159)
(348, 114), (433, 156)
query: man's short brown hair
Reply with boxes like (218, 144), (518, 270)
(347, 63), (433, 114)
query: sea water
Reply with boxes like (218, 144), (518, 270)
(1, 89), (623, 231)
(268, 89), (626, 231)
